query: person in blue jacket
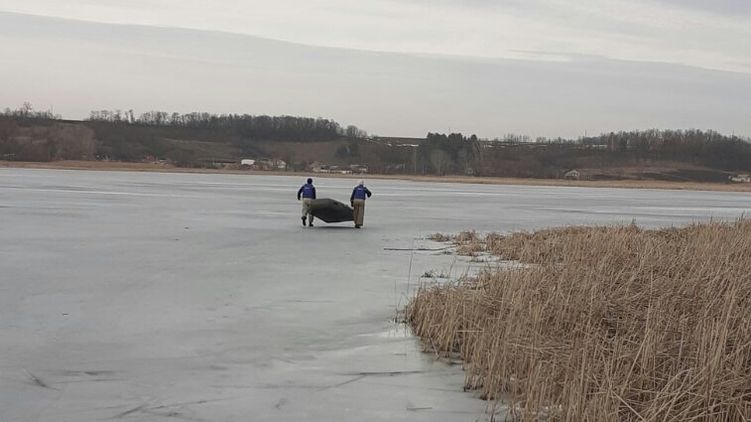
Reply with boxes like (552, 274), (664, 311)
(350, 180), (372, 228)
(297, 178), (316, 227)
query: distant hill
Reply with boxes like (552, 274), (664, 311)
(2, 111), (750, 183)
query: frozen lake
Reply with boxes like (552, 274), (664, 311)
(1, 168), (748, 421)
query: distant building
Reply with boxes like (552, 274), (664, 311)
(564, 169), (581, 180)
(349, 164), (369, 174)
(327, 165), (351, 174)
(729, 174), (751, 183)
(255, 158), (287, 170)
(240, 159), (256, 166)
(311, 162), (365, 174)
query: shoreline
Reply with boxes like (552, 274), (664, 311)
(3, 160), (751, 192)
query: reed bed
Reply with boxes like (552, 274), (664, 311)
(407, 220), (751, 421)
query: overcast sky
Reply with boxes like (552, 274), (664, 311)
(0, 1), (749, 137)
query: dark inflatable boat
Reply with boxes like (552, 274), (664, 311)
(309, 198), (354, 223)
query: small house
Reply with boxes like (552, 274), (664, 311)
(729, 174), (751, 183)
(564, 169), (581, 180)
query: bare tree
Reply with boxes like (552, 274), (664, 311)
(430, 149), (452, 175)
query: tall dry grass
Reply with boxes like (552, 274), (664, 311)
(407, 220), (751, 421)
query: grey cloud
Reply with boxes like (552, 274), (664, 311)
(402, 0), (532, 11)
(416, 0), (751, 15)
(1, 12), (749, 138)
(652, 0), (751, 15)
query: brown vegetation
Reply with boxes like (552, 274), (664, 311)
(0, 122), (96, 161)
(428, 233), (453, 242)
(407, 221), (751, 421)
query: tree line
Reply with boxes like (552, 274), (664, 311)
(411, 129), (751, 179)
(3, 103), (751, 181)
(87, 109), (366, 142)
(1, 104), (368, 163)
(2, 102), (60, 122)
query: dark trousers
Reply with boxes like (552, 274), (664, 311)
(352, 199), (365, 226)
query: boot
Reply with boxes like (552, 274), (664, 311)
(302, 216), (306, 227)
(308, 217), (314, 227)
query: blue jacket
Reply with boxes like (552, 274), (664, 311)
(350, 185), (372, 201)
(297, 183), (316, 200)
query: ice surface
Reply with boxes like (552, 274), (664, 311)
(1, 169), (748, 421)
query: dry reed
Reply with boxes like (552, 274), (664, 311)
(429, 232), (453, 242)
(450, 230), (486, 256)
(407, 220), (751, 421)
